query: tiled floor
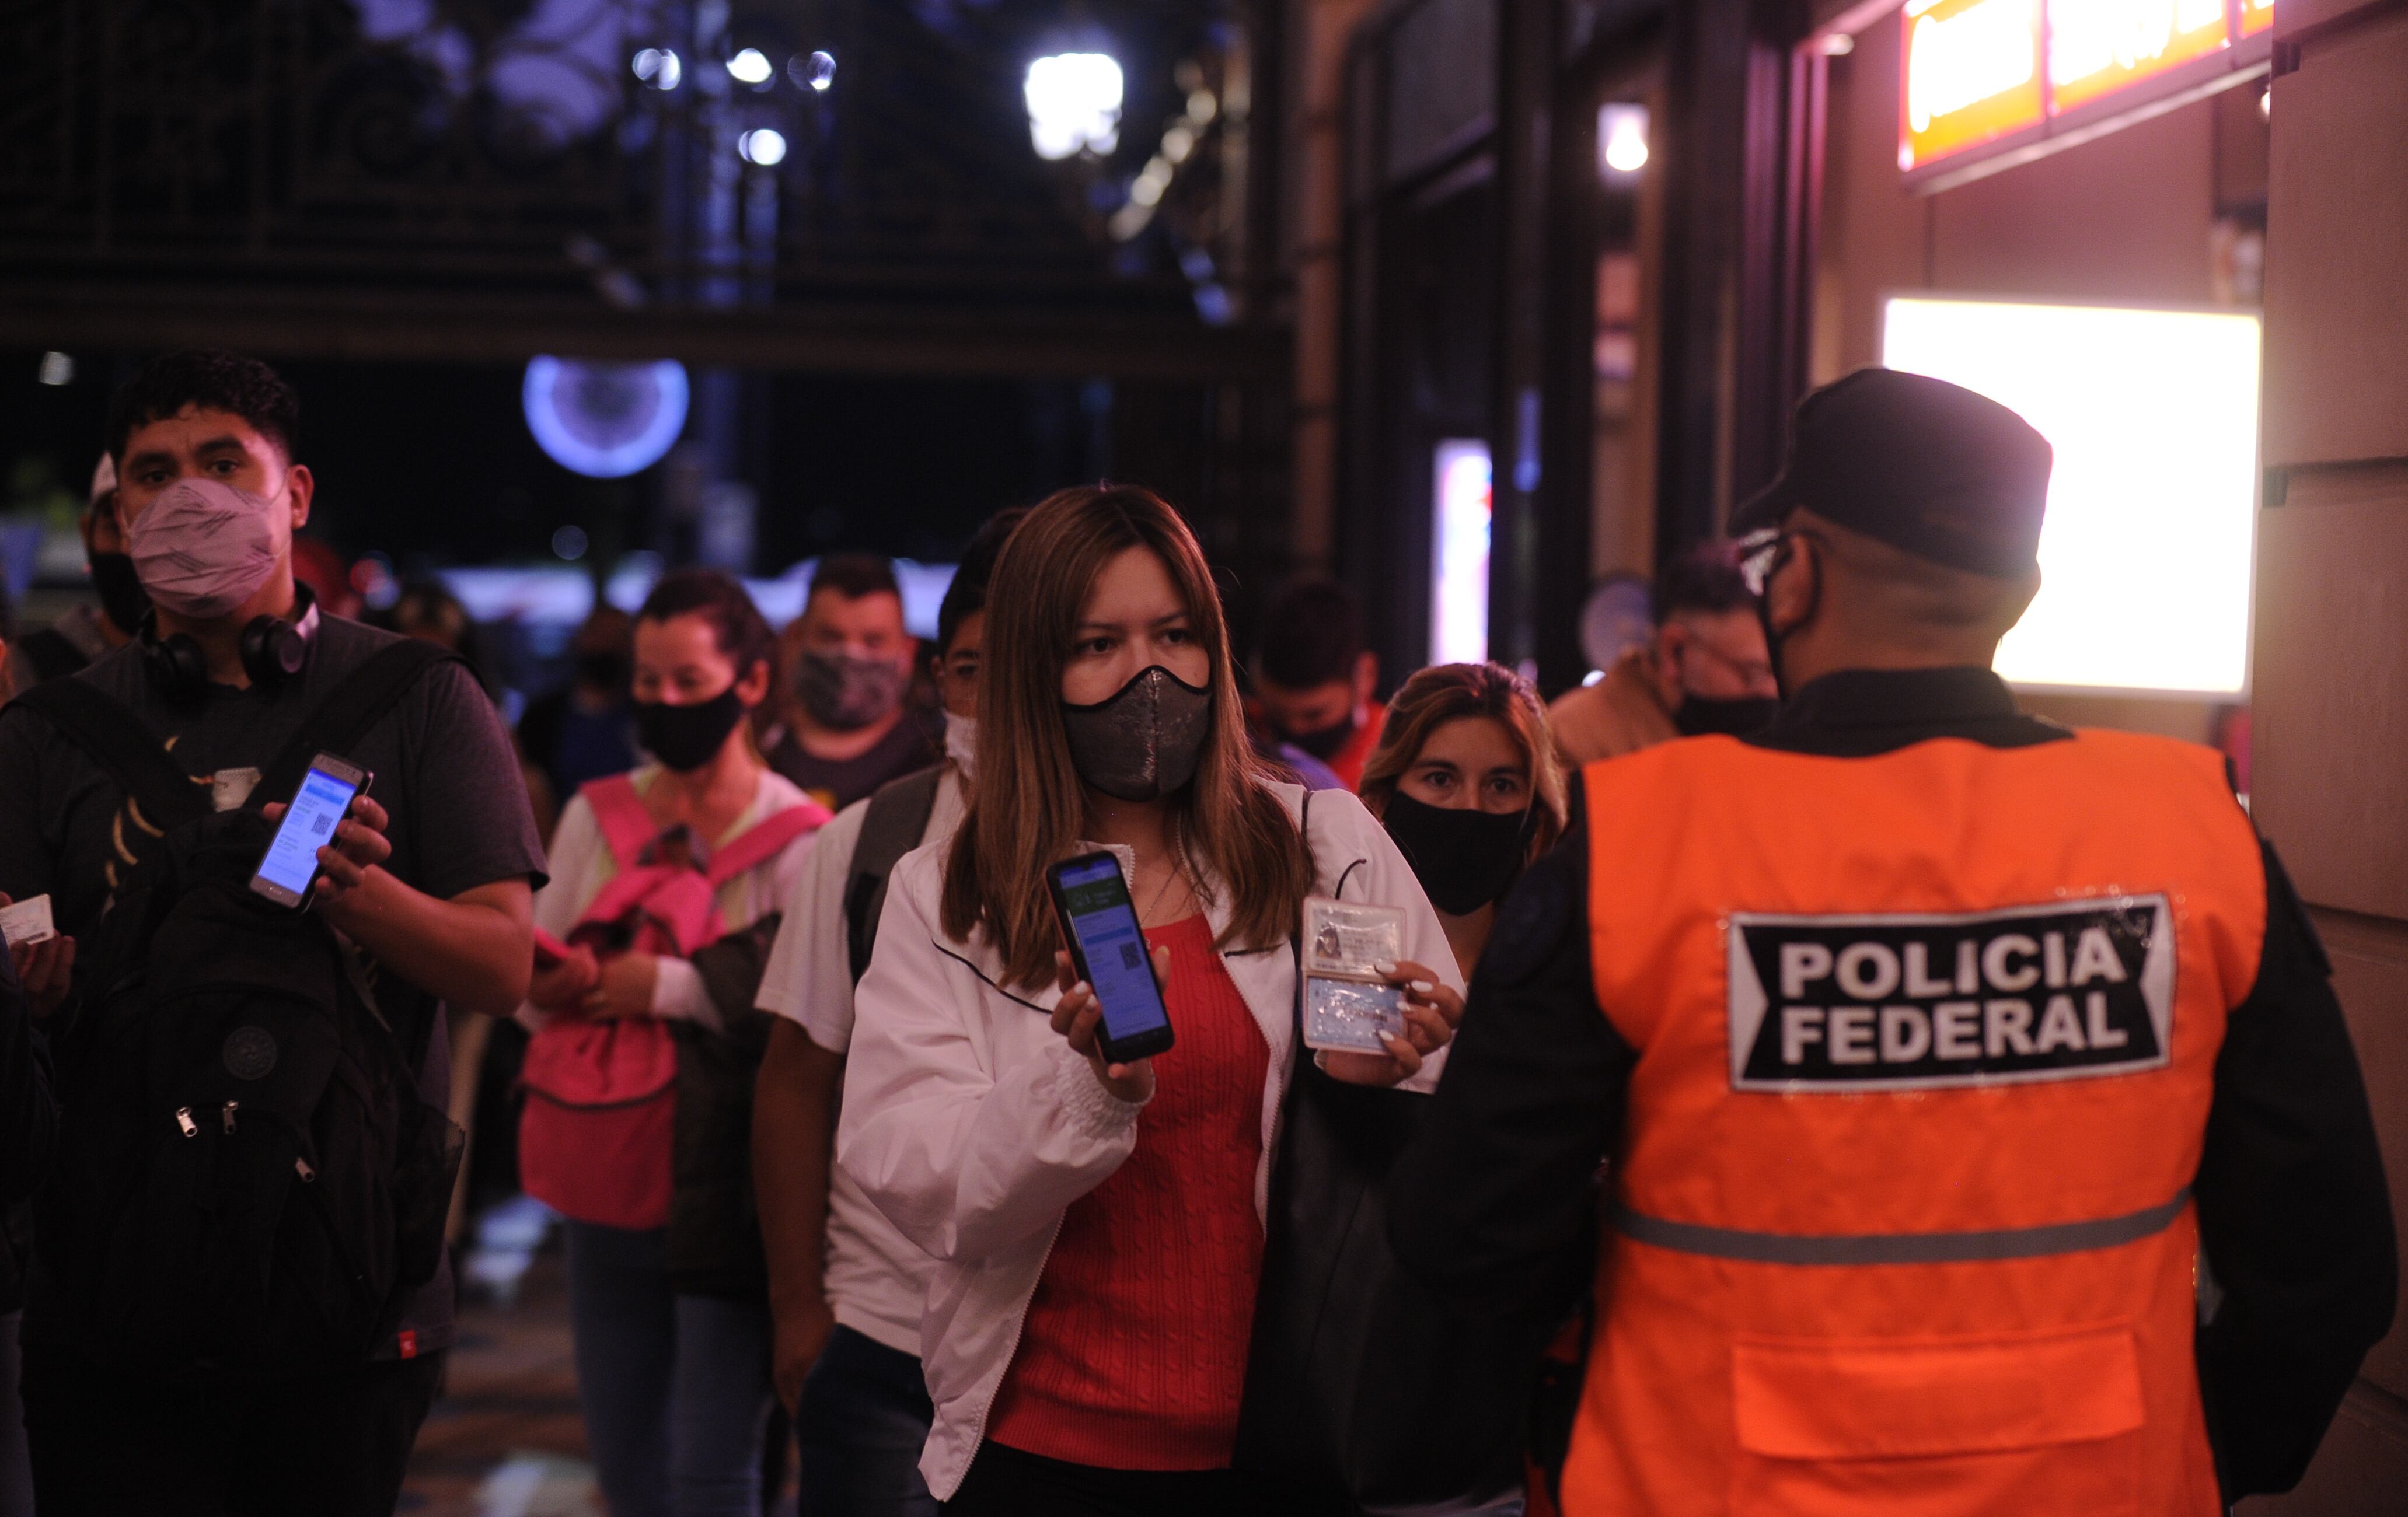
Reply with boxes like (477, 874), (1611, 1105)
(397, 1248), (604, 1517)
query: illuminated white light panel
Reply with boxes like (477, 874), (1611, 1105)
(1882, 296), (2260, 697)
(1430, 439), (1493, 667)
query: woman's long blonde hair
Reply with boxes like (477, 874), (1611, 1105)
(941, 485), (1314, 990)
(1357, 661), (1570, 865)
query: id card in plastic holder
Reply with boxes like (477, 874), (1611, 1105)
(1301, 896), (1407, 1053)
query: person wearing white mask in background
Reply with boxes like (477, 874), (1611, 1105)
(0, 350), (544, 1515)
(751, 508), (1022, 1517)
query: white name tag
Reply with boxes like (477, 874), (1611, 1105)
(212, 767), (263, 813)
(1726, 896), (2175, 1093)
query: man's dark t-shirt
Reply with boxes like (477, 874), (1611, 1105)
(0, 612), (547, 1361)
(767, 704), (941, 812)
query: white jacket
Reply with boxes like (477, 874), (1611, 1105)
(836, 783), (1461, 1498)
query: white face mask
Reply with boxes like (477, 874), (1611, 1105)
(943, 711), (978, 781)
(126, 476), (290, 620)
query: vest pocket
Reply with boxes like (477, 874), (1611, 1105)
(1729, 1324), (2145, 1516)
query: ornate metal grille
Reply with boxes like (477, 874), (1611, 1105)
(0, 0), (1238, 311)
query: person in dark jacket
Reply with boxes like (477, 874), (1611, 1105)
(1, 897), (62, 1517)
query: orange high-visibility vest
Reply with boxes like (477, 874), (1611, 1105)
(1568, 729), (2264, 1516)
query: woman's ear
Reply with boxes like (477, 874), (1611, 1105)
(737, 658), (775, 707)
(1764, 534), (1820, 640)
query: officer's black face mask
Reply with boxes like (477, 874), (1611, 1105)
(1381, 791), (1532, 917)
(1756, 536), (1821, 702)
(1061, 665), (1214, 803)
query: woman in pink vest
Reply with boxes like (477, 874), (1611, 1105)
(521, 569), (826, 1517)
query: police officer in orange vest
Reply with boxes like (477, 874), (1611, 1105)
(1390, 369), (2396, 1514)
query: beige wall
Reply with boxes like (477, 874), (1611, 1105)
(2241, 10), (2408, 1504)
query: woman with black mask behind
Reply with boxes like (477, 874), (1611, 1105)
(1359, 663), (1571, 981)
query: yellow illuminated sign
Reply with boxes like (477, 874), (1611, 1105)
(1900, 0), (2273, 173)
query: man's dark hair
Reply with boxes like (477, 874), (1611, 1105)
(937, 508), (1028, 656)
(1258, 578), (1366, 691)
(106, 349), (300, 464)
(807, 553), (902, 609)
(1653, 540), (1756, 626)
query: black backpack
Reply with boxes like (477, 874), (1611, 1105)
(13, 642), (465, 1376)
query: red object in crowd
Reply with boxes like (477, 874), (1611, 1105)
(986, 913), (1269, 1471)
(291, 535), (362, 619)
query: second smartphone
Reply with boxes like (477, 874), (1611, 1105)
(1046, 851), (1175, 1065)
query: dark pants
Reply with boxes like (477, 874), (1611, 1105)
(19, 1342), (443, 1517)
(943, 1442), (1272, 1517)
(795, 1324), (938, 1517)
(562, 1219), (774, 1517)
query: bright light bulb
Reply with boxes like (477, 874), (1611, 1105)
(634, 48), (682, 90)
(807, 51), (835, 92)
(739, 128), (787, 166)
(1599, 102), (1649, 176)
(728, 47), (773, 86)
(1025, 52), (1124, 160)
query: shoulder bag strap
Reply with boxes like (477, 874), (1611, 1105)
(7, 679), (211, 834)
(704, 797), (830, 887)
(844, 765), (945, 983)
(254, 640), (461, 806)
(580, 773), (661, 869)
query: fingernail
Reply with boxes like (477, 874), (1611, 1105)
(1410, 980), (1434, 994)
(1373, 960), (1398, 976)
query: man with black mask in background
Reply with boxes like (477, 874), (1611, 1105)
(1254, 576), (1385, 791)
(4, 456), (147, 695)
(1545, 541), (1780, 770)
(766, 554), (938, 811)
(518, 603), (643, 807)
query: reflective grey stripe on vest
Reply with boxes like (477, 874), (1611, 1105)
(1610, 1187), (2191, 1266)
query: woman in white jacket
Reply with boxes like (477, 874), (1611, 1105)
(838, 486), (1464, 1513)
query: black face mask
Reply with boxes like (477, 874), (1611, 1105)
(1381, 791), (1531, 917)
(1674, 693), (1780, 738)
(635, 687), (748, 773)
(1061, 665), (1213, 802)
(575, 650), (631, 693)
(1283, 710), (1357, 762)
(1755, 533), (1821, 701)
(89, 551), (151, 635)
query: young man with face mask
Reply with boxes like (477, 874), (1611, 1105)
(2, 456), (148, 695)
(0, 350), (546, 1516)
(752, 508), (1020, 1517)
(1253, 577), (1384, 792)
(1545, 541), (1781, 770)
(766, 554), (940, 813)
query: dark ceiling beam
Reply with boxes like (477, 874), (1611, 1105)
(0, 284), (1287, 382)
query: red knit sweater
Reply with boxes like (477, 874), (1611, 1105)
(986, 914), (1269, 1470)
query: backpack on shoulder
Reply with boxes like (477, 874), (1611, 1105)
(14, 641), (466, 1377)
(517, 774), (823, 1231)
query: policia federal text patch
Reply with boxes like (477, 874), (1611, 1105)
(1726, 896), (2173, 1092)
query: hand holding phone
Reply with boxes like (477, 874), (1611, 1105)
(252, 755), (376, 908)
(1045, 852), (1175, 1090)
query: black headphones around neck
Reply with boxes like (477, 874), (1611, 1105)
(139, 585), (317, 704)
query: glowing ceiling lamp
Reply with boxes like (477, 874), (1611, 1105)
(1025, 52), (1123, 160)
(1600, 103), (1650, 176)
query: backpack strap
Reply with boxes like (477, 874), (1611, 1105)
(255, 640), (463, 807)
(7, 678), (211, 834)
(844, 765), (945, 984)
(580, 774), (661, 869)
(704, 796), (830, 888)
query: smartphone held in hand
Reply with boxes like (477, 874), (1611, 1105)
(1301, 896), (1408, 1053)
(250, 753), (371, 908)
(1046, 852), (1175, 1065)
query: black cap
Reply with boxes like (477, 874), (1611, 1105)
(1732, 368), (2053, 576)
